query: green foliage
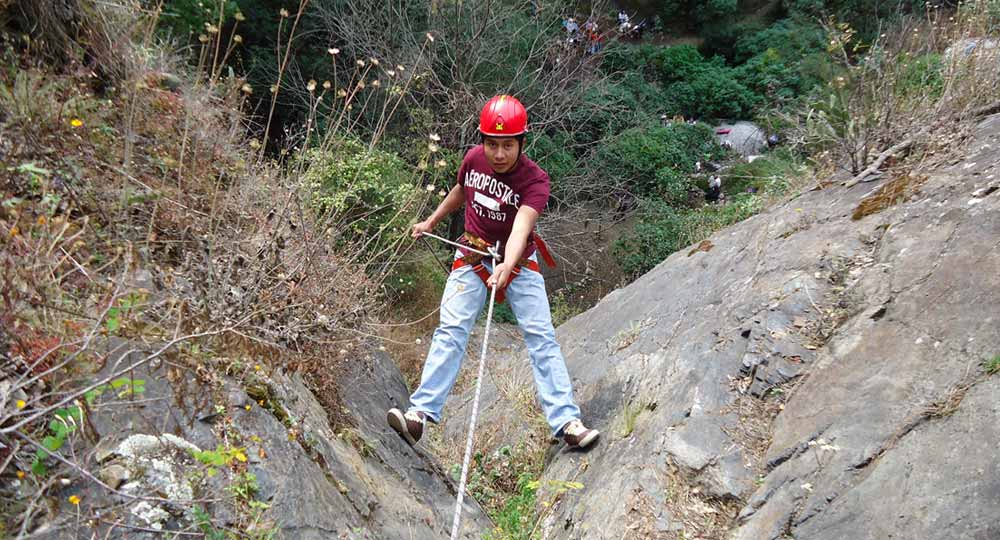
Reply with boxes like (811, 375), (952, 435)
(985, 355), (1000, 375)
(897, 53), (944, 99)
(193, 507), (227, 540)
(785, 0), (925, 40)
(491, 302), (518, 325)
(84, 377), (147, 405)
(105, 293), (145, 334)
(159, 0), (241, 39)
(567, 79), (649, 146)
(304, 141), (421, 254)
(614, 194), (763, 278)
(619, 397), (647, 438)
(31, 406), (84, 476)
(191, 445), (248, 478)
(658, 0), (740, 31)
(720, 149), (801, 195)
(227, 471), (259, 502)
(483, 473), (539, 540)
(597, 122), (722, 200)
(455, 443), (544, 522)
(528, 131), (576, 187)
(604, 44), (760, 119)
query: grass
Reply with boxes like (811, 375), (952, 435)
(483, 473), (540, 540)
(984, 354), (1000, 375)
(608, 318), (655, 353)
(618, 397), (647, 438)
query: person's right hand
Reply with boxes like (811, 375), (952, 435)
(411, 219), (434, 239)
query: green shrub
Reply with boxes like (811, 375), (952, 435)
(597, 122), (722, 199)
(897, 52), (944, 99)
(159, 0), (241, 39)
(528, 131), (576, 186)
(721, 148), (801, 195)
(732, 19), (827, 65)
(303, 141), (420, 255)
(568, 80), (646, 146)
(614, 194), (763, 278)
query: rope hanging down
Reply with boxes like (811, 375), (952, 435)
(444, 237), (500, 540)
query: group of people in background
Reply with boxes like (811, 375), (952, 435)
(561, 10), (647, 54)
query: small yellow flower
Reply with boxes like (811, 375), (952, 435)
(245, 404), (251, 410)
(322, 80), (332, 89)
(426, 32), (435, 42)
(16, 470), (25, 479)
(417, 161), (428, 170)
(233, 35), (243, 44)
(429, 133), (441, 142)
(68, 495), (81, 505)
(387, 70), (396, 77)
(356, 80), (366, 90)
(205, 24), (219, 34)
(37, 215), (46, 225)
(199, 34), (210, 43)
(371, 80), (380, 88)
(437, 190), (446, 197)
(234, 11), (246, 21)
(241, 83), (253, 94)
(356, 59), (366, 68)
(254, 364), (261, 371)
(307, 79), (317, 92)
(425, 184), (435, 192)
(15, 399), (26, 409)
(428, 143), (439, 153)
(396, 64), (405, 72)
(370, 58), (380, 66)
(270, 84), (278, 94)
(70, 118), (83, 128)
(435, 159), (447, 168)
(328, 48), (340, 55)
(337, 89), (348, 98)
(279, 8), (290, 17)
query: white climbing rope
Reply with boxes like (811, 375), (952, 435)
(443, 237), (500, 540)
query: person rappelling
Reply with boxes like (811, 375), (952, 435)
(387, 95), (600, 451)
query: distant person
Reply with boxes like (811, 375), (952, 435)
(387, 95), (600, 450)
(767, 134), (781, 148)
(707, 175), (722, 203)
(564, 17), (580, 45)
(586, 25), (603, 55)
(617, 10), (630, 33)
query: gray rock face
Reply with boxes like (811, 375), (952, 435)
(43, 341), (490, 539)
(446, 115), (1000, 539)
(715, 121), (767, 156)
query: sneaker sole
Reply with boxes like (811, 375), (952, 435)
(575, 429), (600, 449)
(387, 409), (417, 446)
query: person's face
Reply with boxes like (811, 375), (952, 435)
(483, 136), (520, 173)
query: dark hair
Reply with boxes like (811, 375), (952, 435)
(480, 133), (526, 153)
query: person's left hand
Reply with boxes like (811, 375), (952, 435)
(487, 262), (514, 289)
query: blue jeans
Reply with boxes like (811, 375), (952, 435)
(408, 252), (581, 436)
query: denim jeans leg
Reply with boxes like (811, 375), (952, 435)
(504, 262), (581, 436)
(408, 262), (487, 423)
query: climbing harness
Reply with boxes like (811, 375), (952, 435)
(450, 232), (556, 303)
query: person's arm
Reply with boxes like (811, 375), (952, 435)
(412, 183), (464, 238)
(487, 205), (539, 289)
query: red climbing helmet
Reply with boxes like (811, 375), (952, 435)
(479, 95), (528, 137)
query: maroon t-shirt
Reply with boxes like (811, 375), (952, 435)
(456, 145), (550, 260)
